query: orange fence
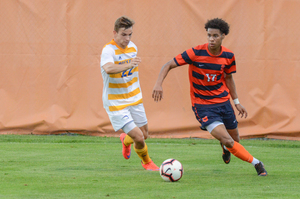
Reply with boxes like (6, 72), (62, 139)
(0, 0), (299, 140)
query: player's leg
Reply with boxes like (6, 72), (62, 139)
(227, 128), (240, 142)
(211, 125), (255, 165)
(129, 104), (159, 171)
(122, 122), (147, 158)
(120, 121), (135, 159)
(219, 128), (240, 164)
(129, 103), (148, 150)
(193, 102), (267, 176)
(121, 120), (135, 146)
(127, 125), (145, 149)
(120, 132), (134, 152)
(225, 132), (267, 176)
(209, 125), (267, 176)
(193, 104), (232, 164)
(223, 101), (240, 143)
(219, 102), (240, 164)
(119, 122), (144, 159)
(106, 108), (134, 160)
(138, 123), (148, 140)
(126, 125), (159, 170)
(209, 124), (234, 148)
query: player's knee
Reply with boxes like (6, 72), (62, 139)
(133, 135), (145, 149)
(133, 133), (145, 145)
(222, 138), (234, 148)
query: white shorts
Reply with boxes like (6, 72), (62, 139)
(105, 103), (148, 132)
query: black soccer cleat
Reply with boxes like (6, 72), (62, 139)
(220, 142), (231, 164)
(255, 162), (268, 176)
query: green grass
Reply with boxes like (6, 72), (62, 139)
(0, 135), (299, 199)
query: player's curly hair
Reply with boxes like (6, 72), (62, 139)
(204, 18), (230, 35)
(114, 16), (135, 32)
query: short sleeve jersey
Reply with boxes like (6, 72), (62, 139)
(174, 43), (236, 106)
(100, 39), (142, 112)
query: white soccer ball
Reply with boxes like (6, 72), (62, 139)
(159, 159), (183, 182)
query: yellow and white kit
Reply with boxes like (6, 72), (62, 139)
(100, 40), (147, 131)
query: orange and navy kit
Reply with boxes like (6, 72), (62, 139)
(174, 43), (237, 129)
(174, 43), (236, 106)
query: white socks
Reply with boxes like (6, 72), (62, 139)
(251, 157), (260, 166)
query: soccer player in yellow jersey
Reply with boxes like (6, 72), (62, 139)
(100, 16), (159, 171)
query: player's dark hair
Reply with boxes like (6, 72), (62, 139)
(114, 16), (135, 32)
(205, 18), (230, 35)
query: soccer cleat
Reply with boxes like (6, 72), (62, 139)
(220, 142), (231, 164)
(120, 133), (131, 159)
(141, 160), (160, 171)
(255, 162), (268, 176)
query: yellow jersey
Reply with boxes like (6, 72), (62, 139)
(100, 40), (143, 112)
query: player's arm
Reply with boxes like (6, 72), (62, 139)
(102, 57), (141, 74)
(152, 59), (179, 102)
(225, 73), (248, 118)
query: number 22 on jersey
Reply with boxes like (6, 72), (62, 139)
(121, 68), (133, 77)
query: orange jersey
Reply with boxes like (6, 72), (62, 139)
(174, 43), (236, 106)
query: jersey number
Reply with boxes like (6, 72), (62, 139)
(206, 74), (216, 82)
(121, 68), (133, 77)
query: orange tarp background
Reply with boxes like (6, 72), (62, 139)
(0, 0), (299, 140)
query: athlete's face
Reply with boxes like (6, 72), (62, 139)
(207, 28), (225, 54)
(113, 27), (133, 49)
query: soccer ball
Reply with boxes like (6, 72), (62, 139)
(159, 159), (183, 182)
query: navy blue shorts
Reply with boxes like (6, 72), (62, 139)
(192, 100), (238, 130)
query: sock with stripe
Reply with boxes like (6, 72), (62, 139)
(124, 134), (134, 146)
(134, 143), (151, 164)
(227, 141), (254, 163)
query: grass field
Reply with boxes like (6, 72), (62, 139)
(0, 135), (299, 199)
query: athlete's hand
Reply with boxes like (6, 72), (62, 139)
(152, 84), (163, 102)
(235, 104), (248, 118)
(130, 57), (141, 68)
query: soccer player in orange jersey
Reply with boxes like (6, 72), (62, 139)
(152, 18), (267, 176)
(101, 16), (159, 171)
